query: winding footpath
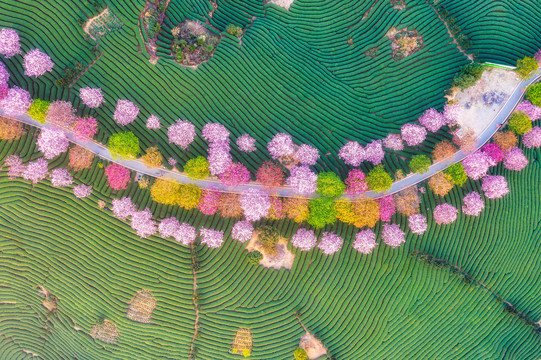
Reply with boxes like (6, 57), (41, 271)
(2, 67), (540, 199)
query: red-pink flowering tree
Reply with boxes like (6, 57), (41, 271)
(286, 165), (317, 195)
(0, 83), (8, 100)
(105, 163), (131, 190)
(503, 147), (528, 171)
(352, 229), (377, 254)
(231, 220), (254, 243)
(383, 133), (404, 151)
(418, 108), (445, 132)
(208, 143), (232, 175)
(267, 133), (295, 159)
(318, 232), (343, 255)
(338, 141), (365, 166)
(0, 87), (32, 116)
(146, 115), (160, 130)
(0, 61), (9, 85)
(401, 123), (427, 146)
(79, 87), (103, 108)
(45, 100), (76, 128)
(433, 203), (458, 224)
(50, 168), (73, 187)
(202, 123), (230, 144)
(535, 49), (541, 62)
(462, 151), (493, 180)
(364, 140), (385, 165)
(174, 223), (197, 245)
(0, 28), (21, 58)
(5, 155), (25, 178)
(291, 228), (317, 251)
(200, 228), (224, 248)
(240, 188), (270, 221)
(22, 158), (48, 183)
(219, 162), (251, 186)
(37, 128), (69, 159)
(168, 120), (195, 149)
(236, 134), (256, 152)
(377, 195), (396, 222)
(23, 49), (54, 77)
(114, 99), (139, 125)
(462, 192), (484, 216)
(482, 175), (509, 199)
(295, 144), (319, 166)
(443, 104), (462, 125)
(523, 126), (541, 148)
(73, 184), (92, 198)
(111, 197), (136, 220)
(198, 188), (220, 215)
(382, 223), (406, 247)
(73, 116), (98, 141)
(481, 143), (504, 163)
(256, 161), (285, 188)
(515, 100), (541, 121)
(345, 169), (368, 196)
(131, 208), (157, 238)
(159, 217), (180, 238)
(408, 214), (427, 235)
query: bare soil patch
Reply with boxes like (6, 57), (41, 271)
(385, 27), (423, 60)
(390, 0), (407, 10)
(127, 289), (157, 323)
(246, 231), (294, 270)
(90, 320), (119, 344)
(230, 328), (253, 356)
(266, 0), (295, 10)
(299, 332), (327, 360)
(83, 8), (123, 40)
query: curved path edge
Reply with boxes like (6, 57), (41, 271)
(2, 68), (540, 199)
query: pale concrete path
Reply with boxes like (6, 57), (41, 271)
(2, 68), (540, 199)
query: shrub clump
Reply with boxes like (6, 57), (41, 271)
(171, 20), (220, 66)
(452, 63), (485, 90)
(247, 251), (263, 265)
(257, 225), (280, 256)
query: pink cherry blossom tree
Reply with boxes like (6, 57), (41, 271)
(408, 214), (427, 235)
(462, 192), (484, 216)
(0, 28), (21, 58)
(146, 115), (161, 130)
(240, 189), (270, 221)
(286, 165), (317, 195)
(295, 144), (319, 166)
(523, 127), (541, 148)
(208, 143), (232, 175)
(105, 163), (131, 190)
(382, 223), (406, 247)
(462, 151), (493, 180)
(384, 133), (404, 151)
(267, 133), (295, 159)
(352, 229), (377, 254)
(23, 49), (54, 77)
(0, 86), (32, 116)
(198, 188), (220, 215)
(364, 140), (385, 165)
(291, 228), (317, 251)
(433, 203), (458, 224)
(377, 195), (396, 222)
(22, 158), (48, 183)
(535, 49), (541, 62)
(219, 162), (251, 186)
(232, 220), (254, 243)
(114, 99), (139, 126)
(131, 208), (157, 238)
(482, 175), (509, 199)
(401, 123), (427, 146)
(443, 104), (462, 125)
(418, 108), (445, 132)
(481, 143), (504, 163)
(236, 134), (256, 152)
(37, 128), (69, 159)
(318, 232), (343, 255)
(0, 61), (9, 85)
(503, 147), (528, 171)
(168, 157), (178, 167)
(515, 100), (541, 121)
(0, 83), (8, 100)
(202, 123), (230, 144)
(45, 100), (77, 128)
(338, 141), (365, 166)
(159, 217), (180, 238)
(345, 169), (368, 196)
(168, 120), (195, 149)
(73, 184), (93, 198)
(174, 223), (197, 245)
(79, 87), (104, 108)
(200, 228), (224, 248)
(73, 116), (98, 141)
(112, 197), (136, 220)
(50, 168), (73, 187)
(5, 155), (25, 178)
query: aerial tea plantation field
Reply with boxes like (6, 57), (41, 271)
(1, 0), (541, 359)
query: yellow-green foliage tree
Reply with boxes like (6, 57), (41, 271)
(334, 200), (356, 225)
(284, 197), (310, 223)
(150, 177), (181, 205)
(428, 172), (454, 197)
(184, 156), (210, 179)
(27, 99), (50, 124)
(108, 131), (140, 160)
(516, 56), (539, 80)
(141, 146), (163, 168)
(508, 111), (532, 135)
(178, 184), (201, 210)
(353, 198), (380, 228)
(367, 165), (393, 192)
